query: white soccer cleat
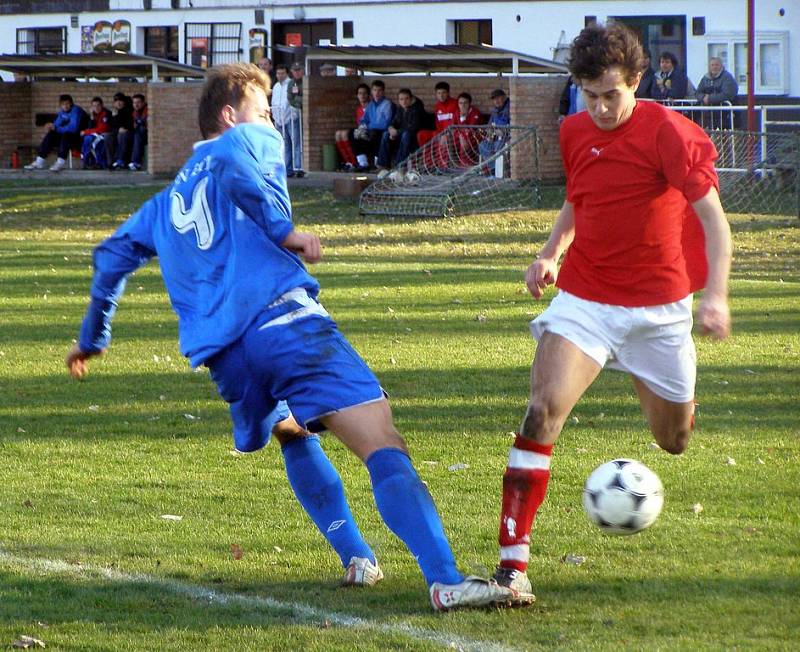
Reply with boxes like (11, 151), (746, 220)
(429, 575), (517, 612)
(24, 157), (46, 170)
(341, 556), (384, 587)
(49, 157), (66, 172)
(491, 566), (536, 606)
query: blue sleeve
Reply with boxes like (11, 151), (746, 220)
(211, 124), (295, 246)
(375, 101), (394, 130)
(78, 203), (158, 352)
(55, 106), (81, 134)
(361, 103), (374, 127)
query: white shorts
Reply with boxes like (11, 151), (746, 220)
(530, 291), (696, 403)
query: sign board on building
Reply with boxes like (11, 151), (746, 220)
(92, 20), (113, 51)
(111, 20), (131, 52)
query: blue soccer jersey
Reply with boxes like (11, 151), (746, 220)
(78, 123), (319, 366)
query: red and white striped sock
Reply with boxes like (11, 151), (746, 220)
(498, 435), (553, 572)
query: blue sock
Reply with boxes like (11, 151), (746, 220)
(366, 447), (463, 586)
(281, 436), (374, 568)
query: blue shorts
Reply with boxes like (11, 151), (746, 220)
(206, 291), (385, 452)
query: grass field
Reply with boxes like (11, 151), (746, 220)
(0, 182), (798, 651)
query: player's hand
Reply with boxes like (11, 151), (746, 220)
(525, 257), (558, 299)
(65, 344), (105, 380)
(696, 293), (730, 339)
(281, 230), (322, 264)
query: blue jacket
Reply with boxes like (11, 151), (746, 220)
(78, 123), (318, 367)
(488, 98), (510, 127)
(361, 98), (395, 130)
(54, 104), (85, 134)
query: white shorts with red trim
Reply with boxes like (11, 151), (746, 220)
(530, 291), (696, 403)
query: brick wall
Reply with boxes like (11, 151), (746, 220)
(0, 83), (32, 168)
(148, 81), (204, 176)
(305, 74), (567, 181)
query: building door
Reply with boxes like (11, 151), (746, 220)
(271, 20), (336, 74)
(612, 15), (687, 73)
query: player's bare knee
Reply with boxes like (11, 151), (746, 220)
(656, 428), (690, 455)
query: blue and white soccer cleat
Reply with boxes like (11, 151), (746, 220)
(341, 556), (384, 587)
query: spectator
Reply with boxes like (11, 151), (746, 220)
(558, 76), (586, 124)
(376, 88), (425, 176)
(478, 89), (510, 175)
(25, 94), (87, 171)
(319, 62), (336, 77)
(334, 83), (370, 170)
(650, 51), (688, 101)
(286, 62), (305, 177)
(80, 96), (110, 170)
(352, 79), (394, 171)
(107, 92), (134, 170)
(416, 81), (459, 150)
(696, 57), (738, 105)
(128, 93), (148, 171)
(257, 56), (276, 85)
(453, 92), (485, 166)
(635, 48), (655, 99)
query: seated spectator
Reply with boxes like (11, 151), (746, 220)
(352, 79), (394, 170)
(128, 93), (148, 171)
(319, 62), (336, 77)
(80, 96), (110, 169)
(416, 81), (459, 148)
(376, 88), (426, 176)
(105, 92), (134, 170)
(558, 75), (586, 124)
(635, 48), (655, 99)
(478, 89), (510, 175)
(334, 83), (370, 170)
(453, 92), (485, 166)
(696, 57), (738, 105)
(650, 51), (689, 101)
(25, 94), (87, 171)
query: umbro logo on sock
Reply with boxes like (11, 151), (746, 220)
(327, 519), (346, 532)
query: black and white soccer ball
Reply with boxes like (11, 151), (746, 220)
(582, 459), (664, 535)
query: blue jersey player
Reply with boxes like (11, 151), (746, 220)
(66, 63), (517, 611)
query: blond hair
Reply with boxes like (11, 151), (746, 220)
(198, 62), (272, 138)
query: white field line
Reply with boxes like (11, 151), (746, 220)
(0, 550), (519, 652)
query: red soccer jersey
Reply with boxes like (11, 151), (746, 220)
(434, 98), (460, 132)
(83, 108), (110, 136)
(458, 106), (485, 125)
(355, 103), (366, 126)
(557, 100), (718, 307)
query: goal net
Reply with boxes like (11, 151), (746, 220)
(359, 125), (541, 218)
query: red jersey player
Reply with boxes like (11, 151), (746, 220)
(491, 24), (732, 604)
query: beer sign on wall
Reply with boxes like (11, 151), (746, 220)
(82, 19), (131, 53)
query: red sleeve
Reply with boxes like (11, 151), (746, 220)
(83, 111), (110, 135)
(656, 115), (719, 203)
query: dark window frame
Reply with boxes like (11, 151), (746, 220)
(144, 25), (179, 61)
(16, 26), (66, 54)
(184, 22), (242, 68)
(453, 19), (492, 46)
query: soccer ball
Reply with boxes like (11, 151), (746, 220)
(582, 459), (664, 535)
(388, 169), (405, 184)
(404, 169), (421, 186)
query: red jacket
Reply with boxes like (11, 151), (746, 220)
(434, 98), (459, 132)
(83, 108), (110, 136)
(457, 106), (485, 125)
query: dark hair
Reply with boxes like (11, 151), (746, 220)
(643, 47), (651, 58)
(113, 92), (126, 101)
(434, 81), (450, 92)
(398, 87), (413, 97)
(371, 79), (385, 90)
(59, 94), (73, 104)
(198, 62), (271, 139)
(567, 23), (643, 85)
(91, 96), (103, 104)
(132, 93), (145, 102)
(458, 92), (472, 103)
(276, 64), (289, 73)
(356, 83), (370, 94)
(659, 51), (679, 67)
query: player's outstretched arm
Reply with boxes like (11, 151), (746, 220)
(692, 187), (732, 339)
(526, 200), (575, 299)
(281, 230), (322, 264)
(65, 344), (105, 380)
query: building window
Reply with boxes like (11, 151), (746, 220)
(144, 26), (179, 61)
(342, 21), (354, 39)
(706, 31), (789, 94)
(452, 19), (492, 46)
(185, 22), (242, 68)
(16, 27), (66, 55)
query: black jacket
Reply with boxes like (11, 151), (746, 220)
(390, 97), (426, 133)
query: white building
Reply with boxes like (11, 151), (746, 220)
(1, 0), (798, 97)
